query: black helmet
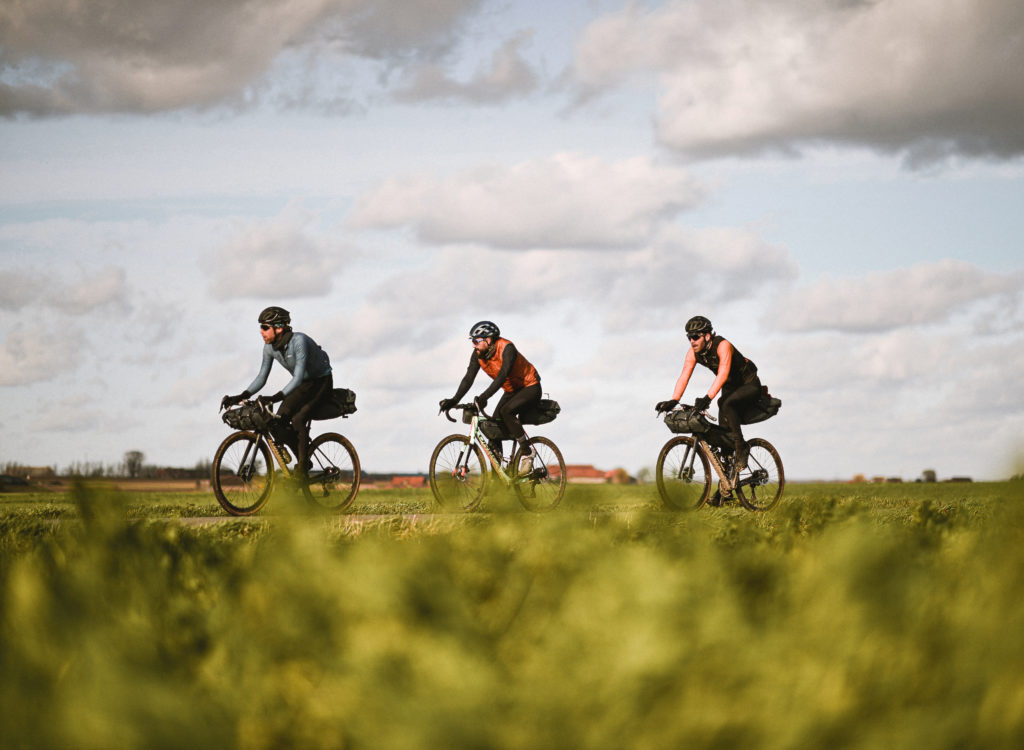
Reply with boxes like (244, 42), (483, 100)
(258, 306), (291, 327)
(685, 315), (713, 336)
(469, 320), (500, 340)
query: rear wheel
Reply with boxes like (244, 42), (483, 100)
(429, 434), (488, 511)
(735, 437), (784, 511)
(212, 432), (274, 516)
(301, 433), (361, 512)
(656, 436), (711, 510)
(510, 436), (566, 512)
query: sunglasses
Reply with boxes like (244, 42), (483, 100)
(471, 337), (487, 344)
(260, 324), (275, 331)
(688, 333), (704, 341)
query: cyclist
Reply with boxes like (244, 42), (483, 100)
(220, 306), (333, 476)
(655, 315), (761, 473)
(439, 321), (542, 474)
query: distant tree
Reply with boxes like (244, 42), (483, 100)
(124, 450), (145, 479)
(922, 469), (937, 483)
(636, 467), (653, 484)
(609, 467), (632, 484)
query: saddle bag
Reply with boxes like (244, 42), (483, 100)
(740, 386), (781, 425)
(519, 399), (561, 425)
(310, 388), (358, 420)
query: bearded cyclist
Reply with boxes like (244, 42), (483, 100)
(439, 321), (542, 474)
(655, 315), (761, 474)
(220, 306), (333, 477)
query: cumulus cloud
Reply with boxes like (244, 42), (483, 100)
(392, 31), (538, 104)
(0, 0), (483, 115)
(572, 0), (1024, 163)
(0, 325), (82, 386)
(0, 270), (45, 309)
(0, 266), (128, 313)
(206, 205), (349, 298)
(348, 153), (706, 249)
(767, 260), (1024, 333)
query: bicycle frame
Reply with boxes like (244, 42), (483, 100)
(669, 419), (768, 494)
(453, 407), (531, 487)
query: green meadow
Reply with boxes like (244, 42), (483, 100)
(2, 481), (1023, 749)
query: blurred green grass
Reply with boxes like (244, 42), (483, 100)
(2, 480), (1023, 748)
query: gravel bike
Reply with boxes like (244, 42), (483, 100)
(430, 402), (566, 512)
(656, 403), (784, 511)
(213, 398), (360, 515)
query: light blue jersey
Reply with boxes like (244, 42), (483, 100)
(246, 331), (332, 397)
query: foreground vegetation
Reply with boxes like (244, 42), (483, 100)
(1, 481), (1023, 749)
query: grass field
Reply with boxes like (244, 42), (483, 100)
(2, 480), (1023, 749)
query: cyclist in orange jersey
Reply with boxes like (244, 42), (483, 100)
(440, 320), (542, 473)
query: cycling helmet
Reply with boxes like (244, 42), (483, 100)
(469, 320), (500, 340)
(258, 306), (291, 327)
(685, 315), (713, 336)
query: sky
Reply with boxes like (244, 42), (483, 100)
(1, 0), (1023, 482)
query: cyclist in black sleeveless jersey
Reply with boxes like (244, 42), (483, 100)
(655, 315), (762, 472)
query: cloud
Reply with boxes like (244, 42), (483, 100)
(0, 0), (483, 116)
(392, 31), (539, 104)
(0, 270), (45, 309)
(0, 266), (128, 313)
(0, 325), (82, 386)
(206, 205), (349, 298)
(572, 0), (1024, 163)
(348, 153), (706, 249)
(767, 260), (1024, 333)
(50, 266), (130, 314)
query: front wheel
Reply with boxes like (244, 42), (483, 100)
(735, 437), (784, 511)
(429, 434), (488, 512)
(301, 433), (361, 512)
(510, 436), (566, 512)
(212, 431), (274, 516)
(656, 436), (711, 510)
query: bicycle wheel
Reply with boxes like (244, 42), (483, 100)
(212, 432), (275, 516)
(429, 434), (488, 512)
(656, 436), (711, 510)
(736, 437), (785, 511)
(301, 432), (361, 512)
(510, 436), (566, 512)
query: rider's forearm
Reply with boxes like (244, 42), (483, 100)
(451, 360), (479, 402)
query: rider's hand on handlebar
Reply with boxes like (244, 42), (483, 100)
(693, 395), (711, 412)
(439, 398), (456, 413)
(473, 395), (488, 413)
(655, 398), (678, 413)
(220, 392), (248, 411)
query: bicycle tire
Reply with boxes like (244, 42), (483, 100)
(656, 436), (711, 510)
(735, 437), (785, 511)
(429, 434), (488, 512)
(510, 436), (566, 512)
(301, 432), (361, 512)
(212, 431), (275, 516)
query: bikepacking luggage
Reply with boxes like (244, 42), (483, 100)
(222, 402), (271, 431)
(310, 388), (358, 420)
(664, 405), (712, 434)
(740, 386), (781, 425)
(479, 398), (561, 440)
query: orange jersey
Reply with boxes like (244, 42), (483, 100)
(479, 338), (540, 392)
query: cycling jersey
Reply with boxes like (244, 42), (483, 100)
(694, 335), (758, 389)
(246, 331), (332, 397)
